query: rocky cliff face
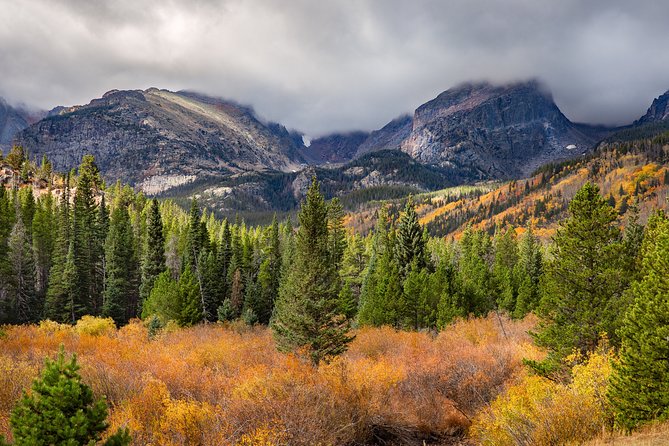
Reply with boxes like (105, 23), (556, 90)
(299, 131), (369, 164)
(311, 81), (611, 180)
(399, 81), (611, 179)
(636, 90), (669, 125)
(14, 89), (306, 191)
(0, 98), (43, 149)
(356, 115), (413, 156)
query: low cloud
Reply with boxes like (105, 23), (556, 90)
(1, 0), (668, 135)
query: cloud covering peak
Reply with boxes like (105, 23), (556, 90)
(1, 0), (668, 135)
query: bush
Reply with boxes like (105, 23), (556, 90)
(472, 348), (615, 446)
(75, 316), (117, 337)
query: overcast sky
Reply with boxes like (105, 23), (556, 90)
(1, 0), (668, 136)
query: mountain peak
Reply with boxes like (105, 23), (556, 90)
(636, 90), (669, 125)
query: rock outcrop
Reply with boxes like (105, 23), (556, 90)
(397, 81), (611, 179)
(635, 90), (669, 125)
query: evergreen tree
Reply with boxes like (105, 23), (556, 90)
(493, 227), (519, 314)
(0, 186), (15, 322)
(256, 216), (281, 324)
(44, 182), (72, 323)
(3, 347), (130, 446)
(71, 155), (101, 317)
(458, 228), (494, 315)
(609, 218), (669, 430)
(358, 206), (403, 326)
(8, 211), (37, 323)
(512, 226), (543, 318)
(141, 271), (181, 322)
(532, 182), (629, 373)
(272, 177), (353, 366)
(395, 196), (426, 275)
(139, 199), (166, 311)
(102, 204), (139, 326)
(32, 194), (55, 301)
(178, 264), (203, 326)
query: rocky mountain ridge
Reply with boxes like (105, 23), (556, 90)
(303, 81), (615, 179)
(13, 88), (306, 192)
(0, 98), (44, 148)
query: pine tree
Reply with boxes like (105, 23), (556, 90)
(395, 196), (426, 275)
(358, 206), (402, 326)
(141, 271), (180, 322)
(532, 182), (629, 373)
(512, 226), (543, 318)
(102, 204), (139, 326)
(178, 264), (203, 326)
(139, 199), (166, 311)
(458, 228), (494, 315)
(8, 211), (37, 323)
(4, 347), (130, 445)
(44, 181), (72, 323)
(71, 155), (101, 317)
(271, 177), (353, 366)
(493, 227), (519, 314)
(32, 193), (55, 301)
(0, 186), (16, 322)
(256, 216), (282, 324)
(609, 218), (669, 430)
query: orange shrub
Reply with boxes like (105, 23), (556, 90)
(0, 314), (538, 445)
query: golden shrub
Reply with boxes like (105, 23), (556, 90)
(74, 315), (116, 337)
(471, 349), (615, 446)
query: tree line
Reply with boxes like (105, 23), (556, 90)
(1, 150), (668, 430)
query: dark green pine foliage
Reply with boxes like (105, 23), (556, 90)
(271, 177), (353, 366)
(609, 217), (669, 430)
(493, 227), (519, 314)
(139, 199), (166, 312)
(458, 228), (494, 316)
(512, 226), (543, 318)
(8, 210), (37, 323)
(395, 196), (426, 275)
(72, 156), (102, 318)
(178, 264), (203, 326)
(95, 194), (110, 301)
(2, 347), (130, 446)
(0, 186), (15, 322)
(201, 250), (224, 322)
(358, 205), (403, 326)
(532, 182), (629, 374)
(44, 180), (73, 323)
(186, 197), (206, 269)
(32, 193), (55, 302)
(436, 249), (464, 328)
(255, 216), (282, 324)
(102, 203), (139, 326)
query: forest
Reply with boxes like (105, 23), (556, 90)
(0, 145), (668, 445)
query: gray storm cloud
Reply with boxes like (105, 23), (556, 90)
(1, 0), (668, 136)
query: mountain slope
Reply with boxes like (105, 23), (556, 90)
(344, 127), (669, 239)
(14, 89), (306, 192)
(399, 81), (612, 180)
(636, 90), (669, 125)
(0, 98), (43, 149)
(299, 131), (369, 164)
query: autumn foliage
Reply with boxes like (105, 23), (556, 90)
(0, 315), (540, 445)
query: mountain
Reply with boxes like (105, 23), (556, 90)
(394, 80), (613, 179)
(299, 131), (369, 164)
(636, 90), (669, 125)
(345, 116), (669, 238)
(356, 114), (413, 156)
(309, 81), (613, 181)
(14, 88), (306, 193)
(0, 98), (43, 149)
